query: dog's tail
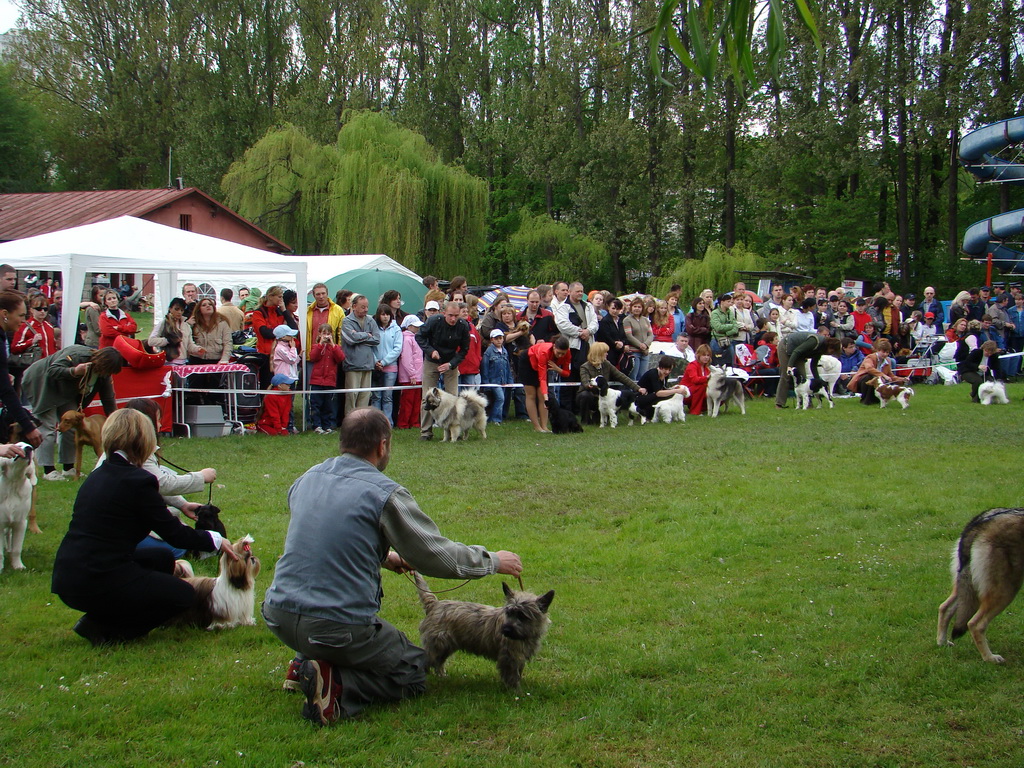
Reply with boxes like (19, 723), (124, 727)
(460, 390), (488, 409)
(413, 571), (438, 612)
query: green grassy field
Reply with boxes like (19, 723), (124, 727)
(2, 382), (1022, 767)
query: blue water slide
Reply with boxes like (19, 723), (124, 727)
(960, 117), (1024, 271)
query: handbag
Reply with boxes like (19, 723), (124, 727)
(8, 345), (42, 369)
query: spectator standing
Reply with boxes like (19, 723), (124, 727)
(553, 282), (597, 408)
(181, 283), (199, 320)
(596, 297), (629, 369)
(920, 287), (944, 332)
(396, 316), (424, 429)
(481, 329), (514, 423)
(10, 293), (57, 399)
(758, 284), (786, 320)
(709, 293), (739, 363)
(97, 289), (138, 348)
(187, 297), (233, 364)
(83, 286), (104, 348)
(218, 288), (245, 332)
(308, 323), (345, 434)
(416, 302), (469, 440)
(341, 296), (380, 414)
(272, 326), (301, 383)
(46, 288), (63, 328)
(149, 298), (191, 364)
(624, 297), (654, 381)
(370, 304), (402, 425)
(685, 296), (711, 351)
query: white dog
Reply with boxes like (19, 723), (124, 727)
(874, 380), (915, 409)
(794, 355), (841, 409)
(0, 446), (37, 573)
(173, 535), (261, 629)
(594, 376), (637, 429)
(978, 380), (1009, 405)
(651, 389), (690, 423)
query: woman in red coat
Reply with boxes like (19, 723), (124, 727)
(681, 344), (712, 415)
(98, 289), (137, 348)
(522, 336), (571, 433)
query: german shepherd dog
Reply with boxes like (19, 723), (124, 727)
(937, 508), (1024, 663)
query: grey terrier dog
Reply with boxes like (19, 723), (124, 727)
(414, 572), (555, 689)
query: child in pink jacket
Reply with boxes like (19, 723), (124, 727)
(396, 315), (424, 428)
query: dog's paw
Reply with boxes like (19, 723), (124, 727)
(986, 653), (1006, 664)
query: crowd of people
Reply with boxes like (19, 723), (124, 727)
(6, 264), (1017, 444)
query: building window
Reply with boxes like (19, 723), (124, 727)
(179, 214), (192, 231)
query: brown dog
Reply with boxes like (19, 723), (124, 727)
(174, 535), (261, 629)
(57, 410), (106, 479)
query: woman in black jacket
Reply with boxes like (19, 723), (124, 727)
(596, 298), (629, 368)
(52, 409), (236, 646)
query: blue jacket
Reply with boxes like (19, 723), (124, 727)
(481, 344), (514, 385)
(1008, 306), (1024, 338)
(374, 321), (403, 368)
(839, 348), (865, 373)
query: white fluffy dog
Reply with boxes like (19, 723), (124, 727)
(0, 446), (37, 573)
(794, 355), (841, 409)
(651, 389), (690, 423)
(978, 380), (1009, 405)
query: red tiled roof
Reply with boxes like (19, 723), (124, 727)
(0, 188), (291, 252)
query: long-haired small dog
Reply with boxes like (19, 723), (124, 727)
(546, 395), (583, 433)
(173, 535), (260, 629)
(870, 378), (914, 409)
(938, 508), (1024, 663)
(414, 572), (554, 690)
(0, 444), (36, 572)
(57, 410), (106, 479)
(423, 388), (488, 441)
(979, 380), (1009, 405)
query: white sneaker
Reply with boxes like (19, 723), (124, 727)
(62, 468), (79, 479)
(42, 470), (66, 481)
(313, 427), (326, 434)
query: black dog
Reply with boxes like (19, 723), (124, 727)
(546, 396), (583, 434)
(190, 504), (227, 557)
(195, 504), (227, 537)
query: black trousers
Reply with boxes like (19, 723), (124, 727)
(57, 547), (196, 643)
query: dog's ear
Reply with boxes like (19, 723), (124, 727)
(537, 590), (555, 613)
(502, 582), (514, 600)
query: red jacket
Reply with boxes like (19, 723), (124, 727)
(257, 390), (293, 435)
(528, 342), (571, 397)
(461, 324), (482, 375)
(308, 343), (345, 386)
(11, 317), (57, 359)
(651, 317), (674, 343)
(251, 306), (285, 355)
(98, 309), (138, 348)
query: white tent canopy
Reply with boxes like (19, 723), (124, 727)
(0, 216), (308, 347)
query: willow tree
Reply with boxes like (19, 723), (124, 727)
(222, 112), (487, 275)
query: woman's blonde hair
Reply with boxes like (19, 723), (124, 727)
(102, 289), (120, 308)
(587, 342), (610, 365)
(102, 408), (156, 467)
(260, 285), (284, 307)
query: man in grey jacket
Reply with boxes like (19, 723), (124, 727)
(341, 295), (379, 413)
(262, 408), (523, 725)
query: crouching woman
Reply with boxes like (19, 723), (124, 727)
(52, 409), (237, 646)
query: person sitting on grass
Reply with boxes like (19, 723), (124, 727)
(837, 337), (865, 395)
(848, 339), (907, 405)
(681, 343), (713, 415)
(51, 408), (236, 647)
(577, 341), (644, 424)
(258, 374), (296, 436)
(634, 355), (688, 421)
(959, 339), (1004, 403)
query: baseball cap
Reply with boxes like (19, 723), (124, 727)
(981, 286), (991, 291)
(925, 312), (935, 319)
(401, 315), (424, 329)
(273, 325), (298, 339)
(270, 373), (296, 386)
(489, 328), (505, 339)
(906, 293), (916, 299)
(425, 300), (440, 311)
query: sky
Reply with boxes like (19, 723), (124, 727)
(0, 1), (18, 33)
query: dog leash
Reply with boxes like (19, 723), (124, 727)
(403, 573), (524, 593)
(157, 451), (214, 505)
